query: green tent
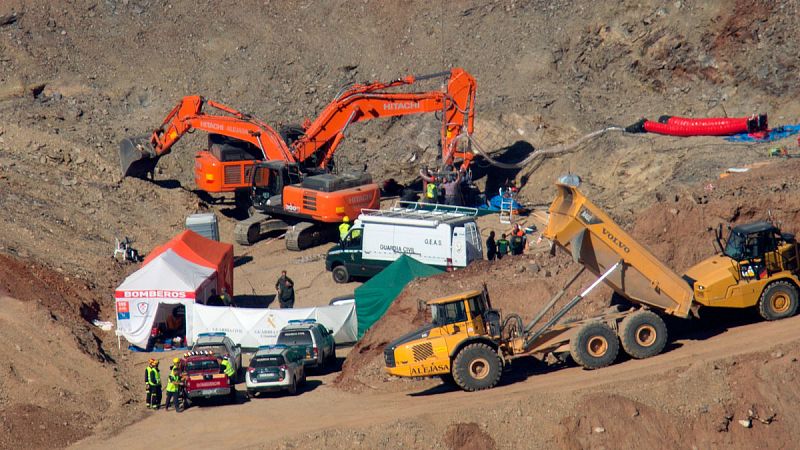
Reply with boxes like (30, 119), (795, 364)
(354, 255), (443, 338)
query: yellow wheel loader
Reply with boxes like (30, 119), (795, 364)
(384, 181), (800, 391)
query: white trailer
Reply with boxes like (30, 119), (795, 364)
(326, 203), (483, 283)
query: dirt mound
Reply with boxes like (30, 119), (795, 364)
(556, 345), (800, 449)
(0, 254), (141, 450)
(633, 159), (800, 272)
(444, 422), (497, 450)
(335, 253), (612, 392)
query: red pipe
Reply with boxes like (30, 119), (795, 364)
(641, 115), (767, 136)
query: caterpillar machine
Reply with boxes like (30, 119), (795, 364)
(119, 68), (477, 250)
(384, 179), (800, 391)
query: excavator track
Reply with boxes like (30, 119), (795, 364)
(234, 213), (289, 245)
(285, 222), (337, 251)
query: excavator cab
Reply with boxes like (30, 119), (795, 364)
(249, 161), (302, 211)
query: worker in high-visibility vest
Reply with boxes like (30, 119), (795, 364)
(220, 355), (236, 381)
(144, 358), (162, 410)
(339, 216), (352, 241)
(420, 167), (438, 203)
(164, 364), (182, 412)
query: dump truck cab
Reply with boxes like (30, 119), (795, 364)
(384, 289), (502, 386)
(685, 221), (800, 318)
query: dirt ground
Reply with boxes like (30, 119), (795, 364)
(1, 0), (800, 448)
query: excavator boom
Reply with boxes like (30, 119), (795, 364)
(119, 95), (293, 178)
(291, 68), (477, 171)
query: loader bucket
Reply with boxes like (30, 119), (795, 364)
(119, 135), (160, 178)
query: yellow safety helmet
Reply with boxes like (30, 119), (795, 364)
(173, 357), (180, 364)
(148, 358), (157, 366)
(343, 216), (350, 223)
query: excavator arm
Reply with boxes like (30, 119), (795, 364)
(291, 68), (476, 171)
(119, 95), (294, 178)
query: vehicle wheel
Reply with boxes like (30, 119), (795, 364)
(332, 265), (350, 284)
(758, 281), (799, 320)
(327, 346), (337, 365)
(451, 343), (502, 392)
(619, 310), (668, 359)
(439, 373), (456, 386)
(570, 322), (619, 370)
(288, 379), (298, 395)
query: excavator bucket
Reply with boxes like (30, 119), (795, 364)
(119, 135), (160, 178)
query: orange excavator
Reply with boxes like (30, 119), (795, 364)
(119, 68), (477, 250)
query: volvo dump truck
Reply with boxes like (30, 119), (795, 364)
(384, 181), (799, 391)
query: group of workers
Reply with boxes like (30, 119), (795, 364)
(145, 354), (236, 411)
(420, 167), (466, 206)
(145, 357), (180, 411)
(486, 223), (528, 261)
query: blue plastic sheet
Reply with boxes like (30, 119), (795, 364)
(724, 125), (800, 143)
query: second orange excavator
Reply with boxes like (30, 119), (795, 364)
(119, 68), (477, 250)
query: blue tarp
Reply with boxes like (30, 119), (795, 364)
(480, 194), (525, 212)
(724, 124), (800, 143)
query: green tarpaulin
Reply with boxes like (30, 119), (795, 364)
(354, 255), (443, 338)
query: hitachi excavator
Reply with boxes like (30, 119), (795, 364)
(119, 68), (477, 250)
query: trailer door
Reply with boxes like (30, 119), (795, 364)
(464, 222), (482, 263)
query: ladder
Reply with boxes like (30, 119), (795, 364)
(499, 188), (515, 224)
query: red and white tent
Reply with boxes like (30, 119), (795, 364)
(115, 249), (215, 348)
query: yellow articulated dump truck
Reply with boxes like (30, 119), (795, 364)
(384, 181), (800, 391)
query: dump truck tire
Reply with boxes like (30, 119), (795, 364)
(758, 281), (799, 321)
(452, 343), (502, 392)
(570, 322), (619, 369)
(332, 265), (350, 284)
(619, 310), (668, 359)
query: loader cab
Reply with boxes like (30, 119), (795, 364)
(427, 289), (496, 338)
(250, 161), (303, 210)
(721, 222), (800, 278)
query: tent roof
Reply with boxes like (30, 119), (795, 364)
(354, 255), (442, 338)
(118, 249), (215, 292)
(143, 230), (232, 271)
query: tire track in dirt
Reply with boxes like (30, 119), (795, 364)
(71, 315), (800, 449)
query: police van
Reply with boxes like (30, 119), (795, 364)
(325, 203), (483, 283)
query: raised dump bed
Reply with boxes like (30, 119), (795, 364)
(544, 183), (694, 318)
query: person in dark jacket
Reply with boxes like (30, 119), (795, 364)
(486, 231), (497, 261)
(275, 270), (295, 309)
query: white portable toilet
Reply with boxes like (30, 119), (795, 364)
(185, 213), (220, 241)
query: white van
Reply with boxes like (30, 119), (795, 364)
(325, 203), (483, 283)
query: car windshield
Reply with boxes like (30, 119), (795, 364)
(251, 355), (285, 368)
(430, 301), (467, 326)
(194, 344), (227, 356)
(277, 330), (312, 346)
(186, 359), (220, 372)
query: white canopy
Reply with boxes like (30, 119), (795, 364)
(115, 249), (216, 348)
(190, 303), (358, 347)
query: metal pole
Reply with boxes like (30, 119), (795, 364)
(524, 267), (585, 334)
(523, 261), (621, 349)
